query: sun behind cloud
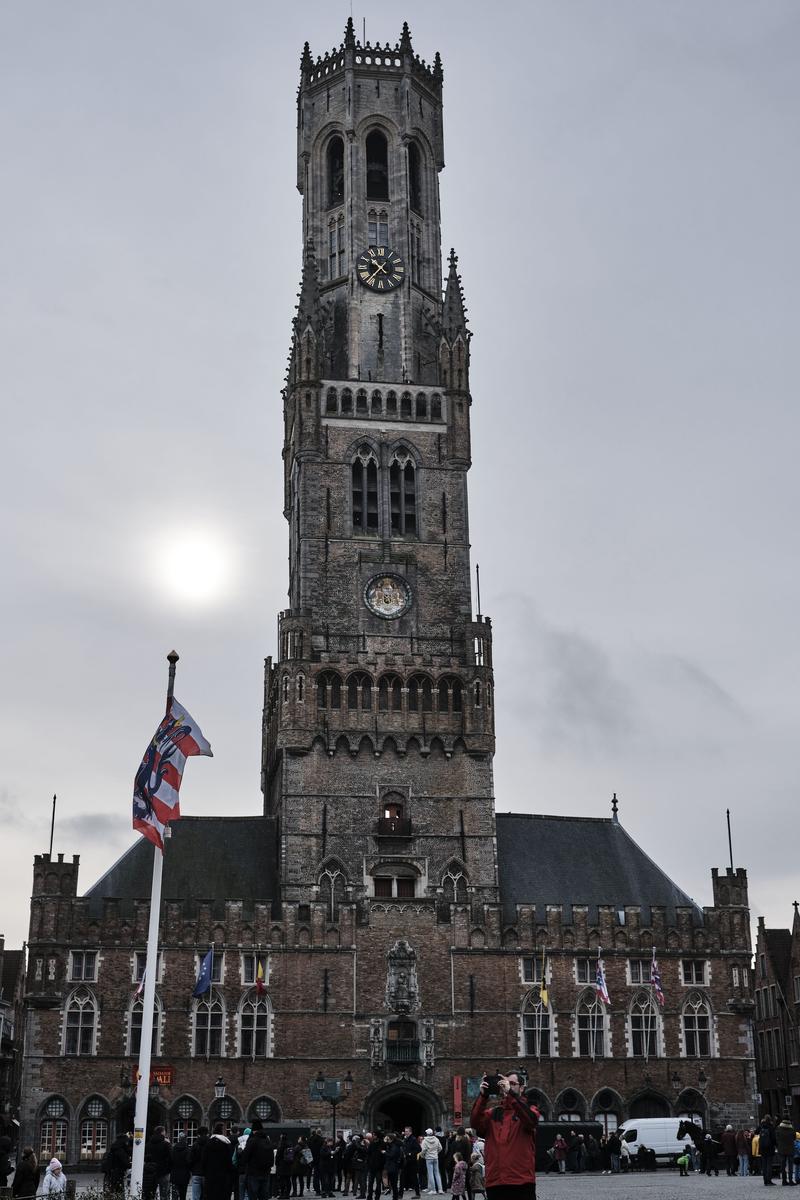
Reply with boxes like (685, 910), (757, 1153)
(153, 526), (236, 606)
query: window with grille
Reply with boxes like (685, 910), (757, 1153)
(682, 993), (712, 1057)
(630, 992), (659, 1058)
(64, 989), (96, 1055)
(389, 451), (416, 536)
(70, 950), (97, 981)
(682, 960), (706, 985)
(352, 447), (379, 532)
(81, 1118), (108, 1160)
(128, 999), (160, 1056)
(239, 996), (271, 1057)
(193, 997), (224, 1057)
(522, 995), (551, 1057)
(40, 1119), (68, 1160)
(577, 993), (605, 1057)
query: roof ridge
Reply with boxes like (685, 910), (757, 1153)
(612, 821), (701, 914)
(496, 813), (613, 825)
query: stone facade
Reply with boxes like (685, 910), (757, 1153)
(18, 18), (757, 1170)
(752, 907), (800, 1126)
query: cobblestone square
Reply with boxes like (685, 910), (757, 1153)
(536, 1175), (773, 1200)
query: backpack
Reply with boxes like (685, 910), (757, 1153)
(101, 1148), (114, 1173)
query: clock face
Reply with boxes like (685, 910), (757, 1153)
(356, 246), (405, 292)
(364, 573), (412, 619)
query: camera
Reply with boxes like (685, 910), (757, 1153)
(485, 1073), (502, 1093)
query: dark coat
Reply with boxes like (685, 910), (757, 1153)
(189, 1134), (209, 1176)
(240, 1131), (274, 1178)
(146, 1133), (173, 1177)
(11, 1157), (40, 1199)
(106, 1135), (131, 1186)
(171, 1139), (192, 1188)
(384, 1144), (404, 1175)
(202, 1134), (235, 1200)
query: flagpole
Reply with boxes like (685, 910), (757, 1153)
(130, 651), (179, 1197)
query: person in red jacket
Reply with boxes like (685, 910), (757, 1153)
(469, 1073), (540, 1200)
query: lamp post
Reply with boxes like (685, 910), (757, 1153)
(214, 1077), (226, 1100)
(313, 1070), (353, 1140)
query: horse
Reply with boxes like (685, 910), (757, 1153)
(677, 1120), (722, 1175)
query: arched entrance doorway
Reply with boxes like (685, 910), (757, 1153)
(628, 1092), (670, 1119)
(363, 1080), (441, 1135)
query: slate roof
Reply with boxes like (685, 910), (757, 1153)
(764, 928), (793, 986)
(494, 813), (703, 925)
(85, 816), (278, 918)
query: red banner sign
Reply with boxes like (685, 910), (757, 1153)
(453, 1075), (463, 1124)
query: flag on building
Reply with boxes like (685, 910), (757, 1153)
(595, 949), (611, 1005)
(255, 959), (266, 996)
(650, 948), (665, 1007)
(539, 944), (549, 1008)
(193, 948), (214, 997)
(133, 698), (213, 849)
(136, 967), (146, 997)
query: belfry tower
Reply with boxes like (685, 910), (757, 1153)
(262, 20), (498, 917)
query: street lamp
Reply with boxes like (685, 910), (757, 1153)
(148, 1078), (160, 1101)
(671, 1071), (682, 1093)
(214, 1077), (226, 1100)
(313, 1070), (353, 1140)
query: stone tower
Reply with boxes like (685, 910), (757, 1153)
(261, 20), (498, 919)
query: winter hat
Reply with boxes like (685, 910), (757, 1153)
(49, 1159), (62, 1171)
(425, 1129), (433, 1136)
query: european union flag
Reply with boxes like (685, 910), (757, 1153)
(193, 948), (213, 997)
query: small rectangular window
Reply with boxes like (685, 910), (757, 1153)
(133, 951), (162, 983)
(521, 957), (544, 984)
(575, 957), (591, 984)
(70, 951), (97, 982)
(682, 959), (706, 985)
(628, 959), (651, 984)
(732, 965), (740, 988)
(242, 954), (268, 985)
(374, 877), (392, 898)
(197, 952), (224, 983)
(396, 878), (415, 899)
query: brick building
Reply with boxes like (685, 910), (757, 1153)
(19, 18), (756, 1169)
(0, 935), (25, 1141)
(752, 908), (800, 1125)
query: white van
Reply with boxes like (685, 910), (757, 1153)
(618, 1117), (694, 1164)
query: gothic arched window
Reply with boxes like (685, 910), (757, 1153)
(401, 392), (412, 418)
(341, 387), (353, 414)
(522, 992), (551, 1058)
(390, 450), (416, 536)
(408, 142), (423, 213)
(64, 988), (97, 1056)
(127, 996), (161, 1057)
(238, 991), (272, 1058)
(328, 213), (345, 280)
(682, 992), (712, 1057)
(317, 671), (342, 710)
(577, 990), (606, 1058)
(378, 674), (402, 712)
(352, 446), (379, 532)
(356, 388), (368, 415)
(437, 676), (462, 714)
(326, 387), (338, 414)
(371, 390), (382, 415)
(430, 394), (442, 421)
(386, 391), (397, 417)
(365, 130), (389, 200)
(347, 672), (372, 711)
(442, 869), (468, 905)
(630, 990), (660, 1059)
(408, 674), (432, 713)
(193, 994), (224, 1057)
(327, 135), (344, 207)
(319, 865), (346, 921)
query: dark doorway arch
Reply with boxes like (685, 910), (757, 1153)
(363, 1081), (441, 1136)
(628, 1092), (670, 1119)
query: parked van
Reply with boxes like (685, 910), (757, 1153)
(618, 1117), (693, 1164)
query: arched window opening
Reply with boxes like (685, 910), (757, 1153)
(386, 391), (397, 417)
(408, 142), (423, 213)
(577, 991), (605, 1058)
(366, 130), (389, 200)
(378, 674), (402, 712)
(384, 795), (403, 820)
(352, 446), (379, 533)
(328, 214), (345, 280)
(239, 992), (271, 1058)
(390, 450), (416, 536)
(80, 1098), (109, 1162)
(371, 390), (382, 415)
(430, 394), (442, 421)
(442, 870), (468, 905)
(411, 223), (422, 285)
(317, 671), (341, 710)
(249, 1096), (281, 1125)
(386, 1018), (418, 1064)
(630, 991), (659, 1059)
(683, 993), (712, 1057)
(556, 1090), (585, 1122)
(408, 674), (432, 713)
(438, 676), (462, 714)
(341, 387), (353, 414)
(368, 209), (389, 247)
(282, 675), (290, 703)
(415, 393), (427, 419)
(401, 392), (412, 418)
(356, 388), (368, 414)
(173, 1096), (202, 1145)
(326, 387), (338, 414)
(40, 1104), (69, 1161)
(193, 994), (224, 1057)
(347, 672), (372, 711)
(319, 867), (346, 921)
(64, 989), (96, 1056)
(297, 674), (305, 703)
(128, 997), (160, 1057)
(522, 993), (551, 1058)
(474, 681), (482, 707)
(327, 136), (344, 207)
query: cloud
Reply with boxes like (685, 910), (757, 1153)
(58, 812), (132, 844)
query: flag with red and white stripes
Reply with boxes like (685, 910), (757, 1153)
(650, 949), (665, 1007)
(132, 698), (212, 848)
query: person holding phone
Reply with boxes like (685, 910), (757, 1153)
(469, 1073), (540, 1200)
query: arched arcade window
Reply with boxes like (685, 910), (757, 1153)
(366, 130), (389, 200)
(352, 446), (379, 532)
(630, 990), (660, 1059)
(327, 135), (344, 207)
(64, 988), (97, 1056)
(238, 991), (272, 1058)
(577, 991), (606, 1058)
(389, 450), (416, 536)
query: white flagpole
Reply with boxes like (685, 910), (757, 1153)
(130, 650), (178, 1197)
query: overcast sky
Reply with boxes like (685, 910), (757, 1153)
(1, 1), (798, 951)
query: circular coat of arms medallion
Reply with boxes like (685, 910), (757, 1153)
(363, 573), (412, 619)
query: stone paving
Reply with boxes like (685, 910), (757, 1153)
(535, 1174), (775, 1199)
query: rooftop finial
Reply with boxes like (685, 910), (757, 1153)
(433, 50), (443, 82)
(400, 21), (413, 53)
(344, 16), (356, 49)
(794, 900), (799, 915)
(611, 793), (619, 822)
(300, 41), (312, 71)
